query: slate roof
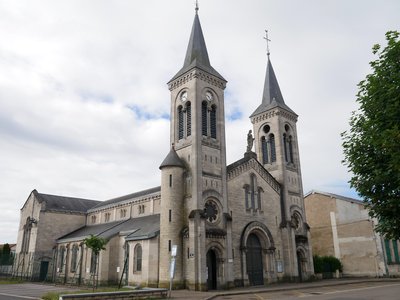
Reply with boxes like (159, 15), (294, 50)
(159, 148), (185, 169)
(304, 190), (363, 204)
(89, 186), (161, 212)
(250, 57), (296, 117)
(57, 214), (160, 243)
(33, 190), (100, 214)
(169, 11), (225, 82)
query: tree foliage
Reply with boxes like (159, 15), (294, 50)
(84, 235), (107, 255)
(342, 31), (400, 239)
(0, 243), (14, 265)
(84, 235), (107, 290)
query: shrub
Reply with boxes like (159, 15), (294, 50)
(313, 255), (342, 273)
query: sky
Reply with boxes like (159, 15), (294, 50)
(0, 0), (399, 243)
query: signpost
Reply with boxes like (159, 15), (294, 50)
(169, 245), (177, 298)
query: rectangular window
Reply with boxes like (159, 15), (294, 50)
(393, 240), (400, 263)
(168, 240), (171, 252)
(385, 239), (392, 263)
(169, 174), (172, 187)
(169, 209), (172, 222)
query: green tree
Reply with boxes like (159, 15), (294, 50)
(84, 235), (108, 290)
(342, 31), (400, 239)
(0, 243), (13, 265)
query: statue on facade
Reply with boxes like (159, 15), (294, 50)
(247, 130), (254, 152)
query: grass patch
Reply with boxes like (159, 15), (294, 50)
(42, 287), (133, 300)
(0, 279), (24, 284)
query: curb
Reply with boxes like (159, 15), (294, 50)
(202, 278), (400, 300)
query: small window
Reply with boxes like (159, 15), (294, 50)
(91, 215), (96, 224)
(169, 174), (172, 187)
(169, 209), (172, 222)
(105, 212), (111, 222)
(168, 240), (171, 252)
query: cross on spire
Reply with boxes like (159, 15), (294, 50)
(264, 30), (271, 56)
(195, 0), (199, 14)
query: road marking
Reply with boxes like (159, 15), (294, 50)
(323, 283), (400, 295)
(253, 293), (264, 299)
(0, 292), (41, 299)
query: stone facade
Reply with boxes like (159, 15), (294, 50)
(14, 8), (314, 290)
(305, 190), (400, 277)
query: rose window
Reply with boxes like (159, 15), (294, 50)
(204, 201), (218, 223)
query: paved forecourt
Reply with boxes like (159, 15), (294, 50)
(0, 283), (79, 299)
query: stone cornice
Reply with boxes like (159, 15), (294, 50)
(168, 68), (227, 91)
(251, 107), (298, 124)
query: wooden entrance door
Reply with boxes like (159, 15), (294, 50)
(246, 233), (264, 285)
(206, 249), (217, 290)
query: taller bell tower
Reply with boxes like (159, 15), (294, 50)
(159, 7), (233, 290)
(250, 52), (313, 279)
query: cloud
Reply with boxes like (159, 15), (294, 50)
(0, 0), (399, 243)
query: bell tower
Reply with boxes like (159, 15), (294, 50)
(159, 6), (233, 290)
(250, 49), (313, 279)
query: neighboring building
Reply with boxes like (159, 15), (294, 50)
(304, 190), (400, 277)
(14, 7), (314, 290)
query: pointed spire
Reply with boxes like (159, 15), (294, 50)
(250, 53), (296, 117)
(169, 8), (225, 82)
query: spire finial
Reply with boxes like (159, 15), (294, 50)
(195, 0), (199, 14)
(264, 30), (271, 57)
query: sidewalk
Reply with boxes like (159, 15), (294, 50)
(169, 277), (400, 299)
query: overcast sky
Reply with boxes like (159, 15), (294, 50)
(1, 0), (399, 243)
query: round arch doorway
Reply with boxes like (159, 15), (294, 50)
(206, 249), (217, 290)
(246, 233), (264, 286)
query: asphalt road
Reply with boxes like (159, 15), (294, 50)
(0, 283), (77, 300)
(214, 282), (400, 300)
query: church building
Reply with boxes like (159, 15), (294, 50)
(14, 7), (314, 290)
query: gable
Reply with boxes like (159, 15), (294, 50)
(227, 155), (281, 194)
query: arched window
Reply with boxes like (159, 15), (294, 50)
(178, 106), (184, 140)
(243, 184), (250, 209)
(186, 102), (191, 137)
(59, 246), (65, 272)
(250, 174), (256, 209)
(269, 134), (276, 162)
(22, 218), (32, 253)
(90, 251), (97, 274)
(210, 105), (217, 139)
(257, 187), (263, 210)
(261, 136), (268, 164)
(288, 136), (294, 163)
(202, 101), (208, 136)
(283, 133), (288, 162)
(70, 244), (79, 272)
(134, 244), (142, 272)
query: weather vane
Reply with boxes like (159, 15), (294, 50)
(264, 30), (271, 56)
(195, 0), (199, 13)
